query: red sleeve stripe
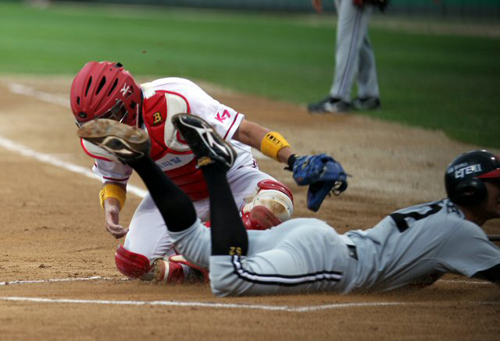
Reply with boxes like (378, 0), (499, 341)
(224, 112), (241, 140)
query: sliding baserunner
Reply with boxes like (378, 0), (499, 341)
(78, 117), (500, 296)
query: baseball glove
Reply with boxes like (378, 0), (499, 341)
(289, 154), (348, 212)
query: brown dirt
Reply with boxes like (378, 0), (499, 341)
(0, 75), (498, 340)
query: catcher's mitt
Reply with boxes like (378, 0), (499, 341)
(289, 154), (348, 212)
(353, 0), (390, 12)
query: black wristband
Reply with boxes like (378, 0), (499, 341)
(286, 154), (298, 171)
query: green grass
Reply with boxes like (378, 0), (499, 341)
(0, 2), (499, 148)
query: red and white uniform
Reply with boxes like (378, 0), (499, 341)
(90, 78), (278, 261)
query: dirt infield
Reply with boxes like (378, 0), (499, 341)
(0, 75), (498, 340)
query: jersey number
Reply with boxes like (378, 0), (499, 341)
(390, 204), (442, 233)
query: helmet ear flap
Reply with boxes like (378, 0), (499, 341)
(450, 178), (487, 206)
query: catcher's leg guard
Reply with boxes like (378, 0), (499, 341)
(115, 245), (152, 279)
(241, 180), (294, 230)
(152, 255), (209, 284)
(242, 206), (282, 231)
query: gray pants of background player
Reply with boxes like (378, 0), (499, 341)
(170, 217), (354, 297)
(330, 0), (380, 102)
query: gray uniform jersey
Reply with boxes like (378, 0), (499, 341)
(344, 199), (500, 292)
(170, 199), (500, 297)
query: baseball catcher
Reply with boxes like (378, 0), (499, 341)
(70, 61), (346, 285)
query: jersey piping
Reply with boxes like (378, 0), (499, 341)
(231, 255), (343, 286)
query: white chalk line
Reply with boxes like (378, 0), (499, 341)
(0, 276), (496, 313)
(0, 276), (129, 287)
(0, 296), (400, 312)
(0, 296), (497, 313)
(438, 279), (492, 285)
(8, 82), (70, 107)
(1, 275), (491, 287)
(1, 83), (148, 198)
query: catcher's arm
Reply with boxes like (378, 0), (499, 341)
(233, 120), (348, 212)
(79, 138), (131, 238)
(233, 119), (292, 164)
(100, 182), (128, 239)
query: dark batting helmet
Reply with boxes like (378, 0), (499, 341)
(70, 61), (142, 127)
(445, 150), (500, 206)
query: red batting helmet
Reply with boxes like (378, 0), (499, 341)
(70, 61), (142, 126)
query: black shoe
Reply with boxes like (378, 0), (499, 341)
(172, 114), (236, 171)
(77, 119), (150, 163)
(308, 97), (350, 114)
(352, 97), (381, 110)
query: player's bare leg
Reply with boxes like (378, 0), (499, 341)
(172, 114), (249, 256)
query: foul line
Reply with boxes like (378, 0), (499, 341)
(8, 82), (70, 107)
(0, 296), (497, 313)
(0, 276), (496, 313)
(0, 136), (147, 198)
(1, 83), (147, 198)
(0, 275), (491, 287)
(438, 279), (492, 285)
(0, 276), (129, 287)
(0, 297), (411, 312)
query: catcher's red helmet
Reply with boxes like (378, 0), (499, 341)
(70, 61), (142, 126)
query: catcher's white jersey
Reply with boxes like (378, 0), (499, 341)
(169, 199), (500, 296)
(90, 77), (254, 189)
(85, 78), (277, 262)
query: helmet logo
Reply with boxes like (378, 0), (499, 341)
(449, 163), (483, 179)
(120, 83), (131, 97)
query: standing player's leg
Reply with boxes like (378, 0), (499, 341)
(308, 0), (373, 113)
(353, 17), (380, 110)
(329, 0), (372, 104)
